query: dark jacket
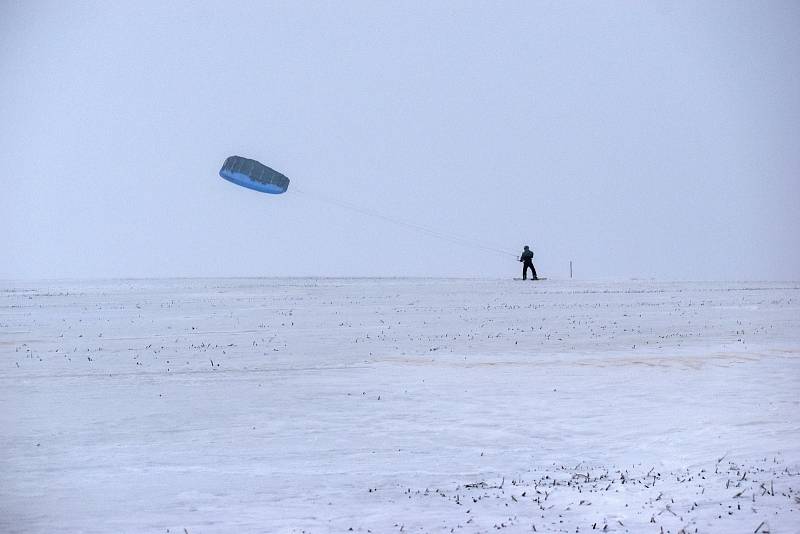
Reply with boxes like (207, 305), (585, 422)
(520, 250), (534, 262)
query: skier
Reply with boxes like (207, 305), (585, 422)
(519, 245), (538, 280)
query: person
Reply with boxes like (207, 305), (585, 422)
(519, 245), (538, 280)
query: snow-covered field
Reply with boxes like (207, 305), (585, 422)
(1, 278), (799, 533)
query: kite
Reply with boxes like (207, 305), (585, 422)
(219, 156), (290, 194)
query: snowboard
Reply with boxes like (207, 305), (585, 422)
(514, 277), (547, 281)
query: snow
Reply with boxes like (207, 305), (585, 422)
(1, 278), (799, 533)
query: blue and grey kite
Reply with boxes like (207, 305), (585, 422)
(219, 156), (290, 194)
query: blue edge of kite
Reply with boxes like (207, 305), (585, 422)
(220, 170), (287, 195)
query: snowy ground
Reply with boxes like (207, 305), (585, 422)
(1, 278), (799, 533)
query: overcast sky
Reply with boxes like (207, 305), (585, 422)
(2, 1), (798, 280)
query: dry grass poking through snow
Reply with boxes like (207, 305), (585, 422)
(383, 457), (799, 533)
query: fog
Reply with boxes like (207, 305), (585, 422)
(2, 1), (798, 280)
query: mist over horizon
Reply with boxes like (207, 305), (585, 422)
(2, 2), (798, 281)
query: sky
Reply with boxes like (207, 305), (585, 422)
(1, 1), (798, 280)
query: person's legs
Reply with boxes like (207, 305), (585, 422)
(530, 263), (538, 280)
(522, 263), (529, 280)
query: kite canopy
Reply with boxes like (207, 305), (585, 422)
(219, 156), (290, 194)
